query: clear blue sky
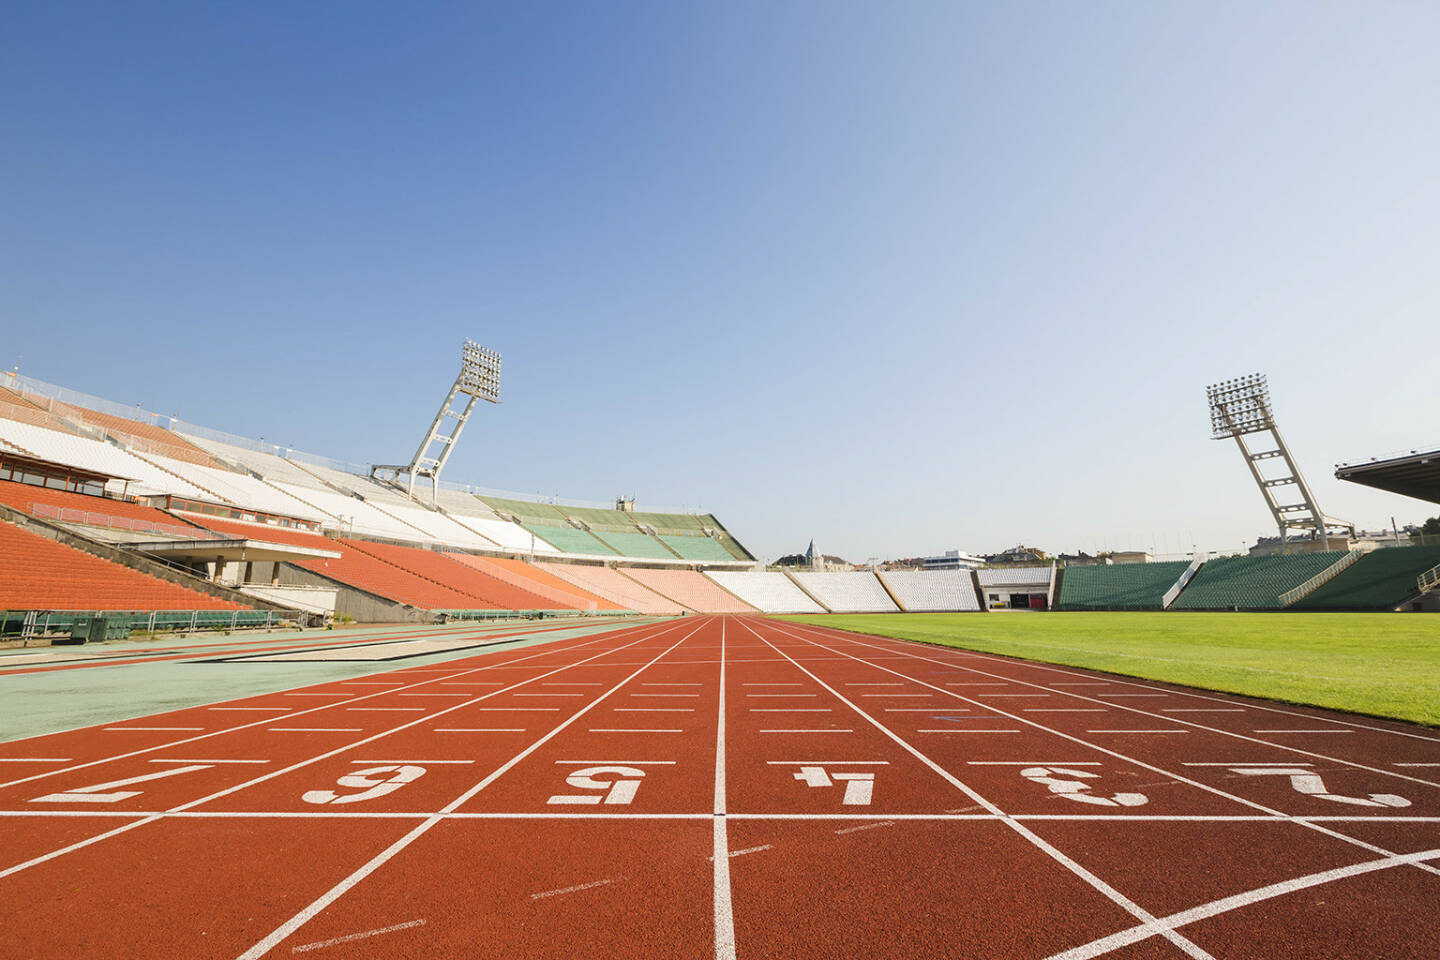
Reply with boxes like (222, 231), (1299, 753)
(4, 2), (1438, 562)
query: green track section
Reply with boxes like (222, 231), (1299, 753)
(776, 611), (1440, 726)
(0, 618), (660, 742)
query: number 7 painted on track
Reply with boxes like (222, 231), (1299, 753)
(30, 764), (214, 803)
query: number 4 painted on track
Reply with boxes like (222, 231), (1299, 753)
(30, 764), (214, 804)
(794, 766), (875, 805)
(1231, 767), (1410, 808)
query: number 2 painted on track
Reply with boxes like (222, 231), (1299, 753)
(1230, 768), (1410, 808)
(302, 765), (427, 805)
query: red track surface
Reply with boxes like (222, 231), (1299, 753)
(1, 614), (1436, 959)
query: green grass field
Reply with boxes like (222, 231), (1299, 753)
(776, 612), (1440, 727)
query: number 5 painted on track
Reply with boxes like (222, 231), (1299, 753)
(1230, 767), (1410, 808)
(302, 765), (427, 805)
(1020, 767), (1148, 807)
(547, 766), (646, 805)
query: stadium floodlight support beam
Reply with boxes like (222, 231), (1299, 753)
(372, 339), (501, 501)
(1206, 373), (1352, 552)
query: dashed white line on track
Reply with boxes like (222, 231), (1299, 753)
(530, 877), (614, 900)
(148, 758), (267, 764)
(291, 917), (426, 953)
(1255, 729), (1353, 734)
(835, 820), (894, 835)
(588, 728), (683, 733)
(1087, 730), (1189, 734)
(435, 728), (526, 732)
(105, 727), (203, 731)
(0, 758), (71, 763)
(269, 728), (363, 733)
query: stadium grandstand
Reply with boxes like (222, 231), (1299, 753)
(877, 569), (983, 612)
(0, 367), (753, 633)
(790, 571), (900, 613)
(1169, 552), (1349, 611)
(704, 571), (825, 614)
(1055, 560), (1192, 611)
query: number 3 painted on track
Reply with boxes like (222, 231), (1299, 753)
(1020, 767), (1148, 807)
(302, 765), (427, 805)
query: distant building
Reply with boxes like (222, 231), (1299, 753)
(1107, 551), (1154, 564)
(920, 549), (984, 571)
(983, 544), (1047, 564)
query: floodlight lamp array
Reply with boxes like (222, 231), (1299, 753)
(459, 339), (502, 403)
(1206, 372), (1272, 438)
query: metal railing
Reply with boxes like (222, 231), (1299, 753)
(1419, 563), (1440, 596)
(28, 502), (222, 540)
(1162, 553), (1206, 609)
(1280, 549), (1363, 607)
(3, 609), (296, 641)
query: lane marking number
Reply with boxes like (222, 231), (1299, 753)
(302, 765), (427, 805)
(31, 764), (214, 804)
(1230, 767), (1410, 808)
(1020, 766), (1148, 807)
(547, 766), (646, 805)
(793, 766), (875, 805)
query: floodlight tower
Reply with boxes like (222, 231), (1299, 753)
(374, 339), (501, 500)
(1205, 373), (1352, 551)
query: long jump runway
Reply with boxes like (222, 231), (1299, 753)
(0, 615), (1435, 958)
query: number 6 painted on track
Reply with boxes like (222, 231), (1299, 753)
(1020, 767), (1148, 807)
(302, 765), (427, 805)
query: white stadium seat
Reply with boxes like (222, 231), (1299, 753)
(877, 570), (981, 611)
(705, 571), (825, 614)
(790, 571), (899, 613)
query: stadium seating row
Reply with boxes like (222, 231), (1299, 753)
(1294, 546), (1440, 610)
(878, 570), (982, 612)
(1055, 561), (1192, 611)
(0, 520), (242, 612)
(1170, 552), (1348, 610)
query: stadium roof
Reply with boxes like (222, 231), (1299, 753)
(1335, 447), (1440, 506)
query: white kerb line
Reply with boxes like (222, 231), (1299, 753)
(733, 617), (1215, 960)
(234, 619), (708, 960)
(714, 616), (737, 960)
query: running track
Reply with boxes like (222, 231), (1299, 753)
(1, 614), (1436, 958)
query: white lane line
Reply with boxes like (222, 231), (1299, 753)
(435, 728), (526, 733)
(1025, 709), (1106, 713)
(917, 729), (1021, 734)
(400, 694), (471, 698)
(233, 620), (704, 960)
(148, 759), (267, 764)
(1163, 709), (1244, 713)
(975, 694), (1050, 698)
(742, 619), (1216, 960)
(946, 682), (1008, 686)
(543, 682), (603, 686)
(478, 708), (561, 712)
(105, 727), (204, 731)
(765, 761), (889, 765)
(750, 708), (832, 713)
(348, 760), (475, 765)
(516, 693), (583, 697)
(0, 758), (71, 763)
(773, 619), (1440, 881)
(1040, 848), (1440, 960)
(291, 918), (425, 953)
(759, 729), (853, 734)
(835, 820), (894, 835)
(614, 708), (695, 712)
(1183, 762), (1312, 767)
(742, 683), (801, 686)
(967, 761), (1101, 766)
(588, 729), (683, 733)
(724, 844), (770, 858)
(1086, 730), (1189, 734)
(554, 760), (678, 765)
(531, 877), (614, 900)
(861, 694), (933, 699)
(285, 694), (345, 698)
(1255, 729), (1354, 734)
(0, 619), (662, 798)
(1097, 694), (1168, 698)
(714, 616), (736, 960)
(645, 682), (701, 686)
(209, 707), (292, 712)
(441, 682), (506, 686)
(1051, 683), (1112, 686)
(747, 694), (817, 698)
(846, 683), (904, 687)
(1395, 763), (1440, 767)
(346, 708), (425, 712)
(270, 728), (364, 733)
(632, 694), (700, 698)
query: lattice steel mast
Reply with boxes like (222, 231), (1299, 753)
(373, 339), (501, 501)
(1205, 373), (1352, 551)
